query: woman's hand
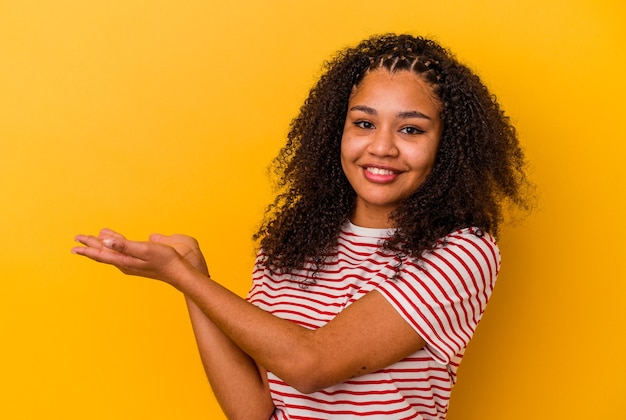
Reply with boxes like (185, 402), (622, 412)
(72, 228), (205, 286)
(73, 229), (275, 416)
(136, 231), (210, 276)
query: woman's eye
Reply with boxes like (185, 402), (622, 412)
(354, 120), (374, 129)
(400, 126), (425, 135)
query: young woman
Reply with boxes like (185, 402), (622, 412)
(73, 34), (532, 419)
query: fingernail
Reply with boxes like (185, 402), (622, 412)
(102, 238), (114, 248)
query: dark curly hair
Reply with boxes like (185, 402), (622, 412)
(254, 33), (533, 274)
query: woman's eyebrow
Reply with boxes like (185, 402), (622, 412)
(397, 110), (432, 120)
(349, 105), (432, 120)
(349, 105), (376, 115)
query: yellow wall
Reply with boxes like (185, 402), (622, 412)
(1, 0), (624, 418)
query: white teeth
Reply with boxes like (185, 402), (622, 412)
(366, 167), (394, 175)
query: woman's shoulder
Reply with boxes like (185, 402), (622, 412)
(406, 227), (501, 276)
(439, 227), (498, 249)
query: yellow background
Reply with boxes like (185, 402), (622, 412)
(1, 0), (624, 418)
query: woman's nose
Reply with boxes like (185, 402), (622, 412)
(367, 127), (399, 157)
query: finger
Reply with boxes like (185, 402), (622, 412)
(73, 235), (120, 259)
(153, 233), (199, 248)
(72, 240), (117, 261)
(74, 234), (106, 250)
(72, 234), (115, 259)
(149, 233), (168, 244)
(95, 236), (157, 262)
(148, 233), (193, 249)
(99, 228), (125, 240)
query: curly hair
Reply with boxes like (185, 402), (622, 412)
(253, 33), (533, 274)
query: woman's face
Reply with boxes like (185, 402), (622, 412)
(341, 69), (442, 228)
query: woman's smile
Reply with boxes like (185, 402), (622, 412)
(362, 165), (401, 182)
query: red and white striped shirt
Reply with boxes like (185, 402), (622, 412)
(247, 222), (500, 419)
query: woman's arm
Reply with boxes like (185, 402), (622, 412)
(82, 230), (273, 419)
(177, 268), (425, 393)
(73, 230), (426, 394)
(185, 297), (273, 419)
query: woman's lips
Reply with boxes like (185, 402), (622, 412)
(362, 165), (401, 183)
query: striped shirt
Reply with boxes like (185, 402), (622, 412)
(247, 222), (500, 419)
